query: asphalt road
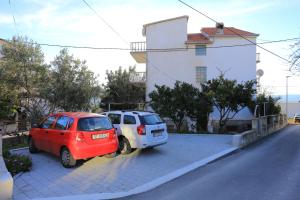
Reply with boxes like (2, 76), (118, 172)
(120, 125), (300, 200)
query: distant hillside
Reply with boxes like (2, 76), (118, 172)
(276, 94), (300, 103)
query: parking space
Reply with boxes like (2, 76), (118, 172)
(13, 134), (234, 200)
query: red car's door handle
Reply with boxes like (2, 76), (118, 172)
(45, 131), (48, 133)
(60, 132), (64, 135)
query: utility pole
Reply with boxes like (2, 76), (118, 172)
(263, 102), (268, 116)
(286, 76), (291, 118)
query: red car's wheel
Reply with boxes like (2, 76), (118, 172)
(60, 147), (76, 168)
(28, 137), (38, 153)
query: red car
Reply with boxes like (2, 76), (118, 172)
(28, 112), (119, 168)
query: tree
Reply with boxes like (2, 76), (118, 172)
(290, 40), (300, 73)
(186, 87), (213, 131)
(204, 75), (256, 133)
(47, 48), (101, 112)
(103, 66), (145, 109)
(149, 83), (185, 131)
(0, 36), (49, 122)
(250, 93), (281, 116)
(149, 81), (213, 132)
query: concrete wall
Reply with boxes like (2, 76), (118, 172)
(0, 133), (13, 200)
(232, 114), (287, 148)
(144, 17), (257, 101)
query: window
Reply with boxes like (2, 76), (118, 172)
(55, 116), (70, 130)
(40, 116), (56, 129)
(108, 114), (121, 124)
(195, 45), (206, 56)
(196, 66), (207, 84)
(139, 114), (163, 125)
(77, 117), (113, 131)
(67, 118), (74, 130)
(123, 115), (136, 125)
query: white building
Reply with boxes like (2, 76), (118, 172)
(130, 15), (260, 102)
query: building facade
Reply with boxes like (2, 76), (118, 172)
(130, 15), (259, 101)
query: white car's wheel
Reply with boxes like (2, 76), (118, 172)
(104, 152), (117, 158)
(119, 137), (132, 155)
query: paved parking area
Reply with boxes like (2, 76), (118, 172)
(12, 134), (234, 200)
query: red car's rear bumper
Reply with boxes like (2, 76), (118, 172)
(70, 139), (119, 160)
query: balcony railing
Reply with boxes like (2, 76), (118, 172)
(256, 53), (260, 63)
(130, 42), (146, 52)
(129, 72), (146, 83)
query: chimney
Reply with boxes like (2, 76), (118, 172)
(216, 22), (224, 34)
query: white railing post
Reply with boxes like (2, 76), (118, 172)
(130, 42), (146, 52)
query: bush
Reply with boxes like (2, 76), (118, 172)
(4, 154), (32, 176)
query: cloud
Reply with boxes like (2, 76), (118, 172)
(214, 2), (274, 17)
(1, 0), (297, 90)
(0, 13), (13, 24)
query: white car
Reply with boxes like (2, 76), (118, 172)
(103, 111), (168, 154)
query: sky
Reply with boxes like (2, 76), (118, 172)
(0, 0), (300, 97)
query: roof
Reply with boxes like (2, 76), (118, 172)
(201, 27), (259, 37)
(57, 112), (103, 118)
(0, 38), (7, 46)
(104, 110), (155, 116)
(143, 15), (189, 28)
(187, 33), (212, 44)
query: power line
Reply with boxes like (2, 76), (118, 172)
(9, 36), (300, 51)
(81, 0), (129, 45)
(80, 0), (178, 82)
(8, 0), (18, 35)
(178, 0), (293, 65)
(80, 0), (297, 80)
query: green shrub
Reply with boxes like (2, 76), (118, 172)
(4, 154), (32, 176)
(2, 149), (11, 158)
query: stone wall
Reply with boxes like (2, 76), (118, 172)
(232, 114), (287, 148)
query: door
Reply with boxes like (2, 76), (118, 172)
(36, 115), (56, 151)
(107, 113), (122, 136)
(50, 116), (73, 156)
(120, 114), (138, 141)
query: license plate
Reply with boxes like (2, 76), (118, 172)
(153, 132), (162, 137)
(92, 133), (108, 140)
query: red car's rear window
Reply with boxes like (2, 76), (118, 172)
(77, 117), (113, 131)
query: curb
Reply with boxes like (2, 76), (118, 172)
(33, 147), (238, 200)
(9, 147), (29, 155)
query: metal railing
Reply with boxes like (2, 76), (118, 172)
(130, 42), (146, 52)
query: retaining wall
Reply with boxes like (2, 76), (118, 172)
(232, 115), (287, 148)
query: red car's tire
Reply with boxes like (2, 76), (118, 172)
(28, 137), (38, 153)
(60, 147), (76, 168)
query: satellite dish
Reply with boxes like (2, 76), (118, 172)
(256, 69), (264, 78)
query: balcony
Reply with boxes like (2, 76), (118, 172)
(256, 53), (260, 63)
(129, 72), (146, 83)
(130, 42), (146, 63)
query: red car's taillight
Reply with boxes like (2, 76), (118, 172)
(137, 124), (145, 135)
(76, 132), (85, 142)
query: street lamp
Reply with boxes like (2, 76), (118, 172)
(286, 75), (291, 118)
